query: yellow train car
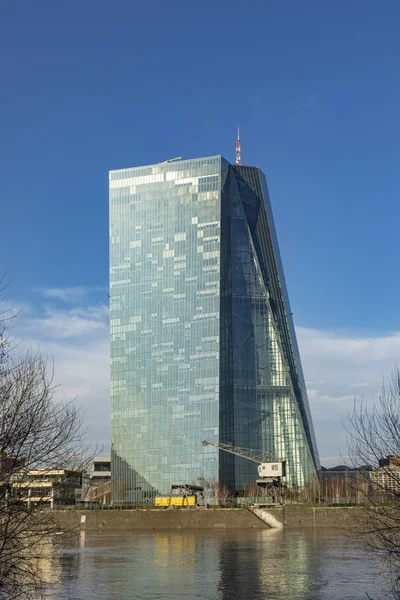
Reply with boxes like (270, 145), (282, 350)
(155, 495), (196, 508)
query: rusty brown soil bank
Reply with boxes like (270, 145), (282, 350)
(53, 507), (364, 530)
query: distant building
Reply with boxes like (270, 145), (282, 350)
(0, 453), (24, 499)
(88, 457), (111, 485)
(110, 155), (320, 505)
(370, 455), (400, 494)
(10, 469), (82, 509)
(319, 466), (370, 503)
(319, 456), (400, 501)
(378, 455), (400, 468)
(0, 452), (24, 478)
(77, 458), (112, 505)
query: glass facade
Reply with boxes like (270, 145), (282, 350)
(109, 156), (319, 505)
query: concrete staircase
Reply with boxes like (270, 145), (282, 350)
(246, 505), (283, 529)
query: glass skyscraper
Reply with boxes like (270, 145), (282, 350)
(109, 156), (319, 505)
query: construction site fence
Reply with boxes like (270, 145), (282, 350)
(236, 497), (274, 505)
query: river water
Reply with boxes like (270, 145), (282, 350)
(46, 529), (384, 600)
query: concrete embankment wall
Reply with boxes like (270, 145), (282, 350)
(54, 508), (269, 530)
(53, 506), (363, 531)
(283, 506), (362, 529)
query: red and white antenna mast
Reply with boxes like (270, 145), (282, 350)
(235, 125), (241, 165)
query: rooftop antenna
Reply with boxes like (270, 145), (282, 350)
(235, 125), (241, 165)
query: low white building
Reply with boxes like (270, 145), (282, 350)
(10, 469), (82, 509)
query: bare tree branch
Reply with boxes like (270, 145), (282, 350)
(346, 365), (400, 598)
(0, 299), (91, 599)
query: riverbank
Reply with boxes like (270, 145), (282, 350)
(53, 506), (365, 530)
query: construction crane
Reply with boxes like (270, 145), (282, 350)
(202, 441), (274, 465)
(202, 440), (286, 491)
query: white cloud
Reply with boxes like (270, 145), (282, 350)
(26, 305), (109, 339)
(8, 293), (400, 471)
(41, 337), (110, 451)
(13, 300), (110, 453)
(318, 394), (355, 404)
(348, 382), (374, 389)
(297, 327), (400, 365)
(35, 285), (108, 303)
(35, 286), (88, 302)
(297, 326), (400, 466)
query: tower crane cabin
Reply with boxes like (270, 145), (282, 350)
(202, 440), (286, 500)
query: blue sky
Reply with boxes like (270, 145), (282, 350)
(1, 1), (400, 465)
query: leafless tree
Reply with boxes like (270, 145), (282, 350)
(346, 365), (400, 598)
(198, 477), (233, 507)
(243, 481), (261, 498)
(213, 482), (233, 507)
(0, 302), (90, 599)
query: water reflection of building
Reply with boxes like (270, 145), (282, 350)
(153, 534), (196, 569)
(217, 530), (320, 600)
(46, 533), (83, 600)
(58, 531), (222, 600)
(31, 536), (62, 597)
(151, 532), (222, 597)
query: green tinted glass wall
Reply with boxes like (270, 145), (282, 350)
(219, 165), (319, 490)
(109, 156), (319, 505)
(110, 157), (223, 504)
